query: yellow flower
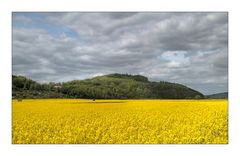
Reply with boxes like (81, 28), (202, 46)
(12, 99), (228, 144)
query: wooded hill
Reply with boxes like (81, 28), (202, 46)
(205, 92), (228, 99)
(12, 73), (204, 99)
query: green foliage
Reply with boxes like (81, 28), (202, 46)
(12, 74), (204, 99)
(107, 73), (149, 82)
(205, 92), (228, 99)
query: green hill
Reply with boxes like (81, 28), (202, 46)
(12, 73), (204, 99)
(205, 92), (228, 99)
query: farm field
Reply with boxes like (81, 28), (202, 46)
(12, 99), (228, 144)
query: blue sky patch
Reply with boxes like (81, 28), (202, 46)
(13, 12), (78, 38)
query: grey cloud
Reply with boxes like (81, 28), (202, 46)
(106, 12), (138, 19)
(12, 12), (228, 94)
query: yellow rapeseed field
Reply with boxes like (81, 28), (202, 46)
(12, 99), (228, 144)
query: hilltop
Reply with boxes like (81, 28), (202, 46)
(12, 73), (204, 99)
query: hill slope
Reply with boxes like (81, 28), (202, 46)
(205, 92), (228, 99)
(12, 73), (204, 99)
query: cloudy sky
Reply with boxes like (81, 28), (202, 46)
(12, 12), (228, 95)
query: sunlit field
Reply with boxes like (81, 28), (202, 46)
(12, 99), (228, 144)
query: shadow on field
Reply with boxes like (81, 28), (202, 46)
(84, 101), (126, 104)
